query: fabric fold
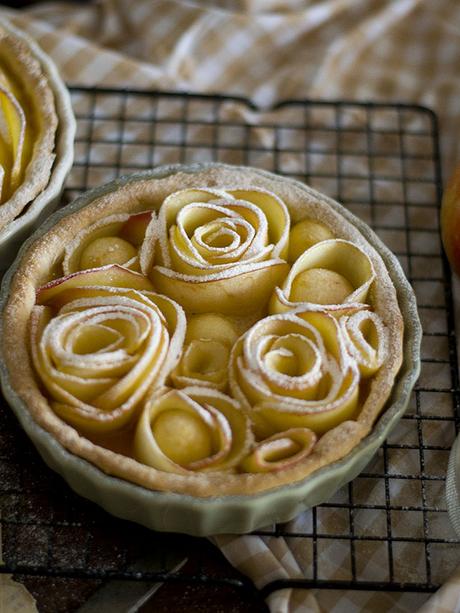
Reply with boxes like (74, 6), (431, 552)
(214, 533), (321, 612)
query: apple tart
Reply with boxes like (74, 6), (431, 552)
(0, 20), (58, 230)
(1, 164), (408, 504)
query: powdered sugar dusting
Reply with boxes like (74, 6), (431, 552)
(0, 164), (409, 498)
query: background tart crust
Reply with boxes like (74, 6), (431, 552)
(2, 165), (404, 497)
(0, 25), (58, 230)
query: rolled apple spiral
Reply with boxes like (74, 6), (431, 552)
(340, 310), (389, 377)
(31, 270), (186, 433)
(171, 339), (230, 391)
(171, 313), (238, 391)
(134, 387), (253, 473)
(270, 239), (375, 315)
(240, 428), (317, 473)
(146, 187), (290, 314)
(230, 311), (364, 435)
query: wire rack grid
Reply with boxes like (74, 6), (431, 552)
(1, 87), (459, 612)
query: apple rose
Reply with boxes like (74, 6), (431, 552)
(171, 340), (230, 391)
(31, 267), (185, 433)
(134, 387), (252, 473)
(340, 310), (388, 377)
(171, 313), (239, 391)
(270, 239), (375, 316)
(146, 187), (290, 314)
(229, 311), (361, 436)
(240, 428), (317, 473)
(63, 211), (153, 274)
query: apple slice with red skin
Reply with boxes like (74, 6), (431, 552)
(119, 211), (153, 247)
(37, 265), (154, 308)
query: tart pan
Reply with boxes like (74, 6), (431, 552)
(0, 164), (421, 535)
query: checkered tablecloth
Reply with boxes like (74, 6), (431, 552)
(1, 1), (460, 611)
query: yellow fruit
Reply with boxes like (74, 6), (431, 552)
(0, 85), (25, 199)
(288, 218), (334, 262)
(153, 409), (212, 465)
(152, 261), (289, 314)
(290, 268), (354, 305)
(151, 187), (290, 313)
(270, 239), (375, 315)
(185, 313), (239, 345)
(79, 236), (137, 269)
(240, 428), (316, 473)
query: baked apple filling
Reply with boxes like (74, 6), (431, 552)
(17, 175), (402, 493)
(33, 267), (185, 433)
(0, 24), (57, 229)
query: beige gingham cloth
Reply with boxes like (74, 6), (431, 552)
(1, 1), (460, 611)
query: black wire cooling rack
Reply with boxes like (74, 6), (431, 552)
(1, 87), (460, 612)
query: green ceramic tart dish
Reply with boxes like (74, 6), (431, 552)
(0, 163), (421, 535)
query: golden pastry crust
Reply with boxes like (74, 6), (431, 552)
(2, 166), (404, 497)
(0, 25), (58, 230)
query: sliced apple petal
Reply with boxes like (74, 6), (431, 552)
(254, 370), (360, 435)
(147, 187), (290, 313)
(227, 188), (290, 259)
(0, 163), (4, 201)
(30, 306), (116, 404)
(340, 310), (389, 377)
(270, 239), (375, 315)
(37, 265), (154, 307)
(119, 211), (153, 246)
(0, 85), (25, 195)
(152, 259), (289, 314)
(240, 428), (317, 473)
(139, 212), (159, 274)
